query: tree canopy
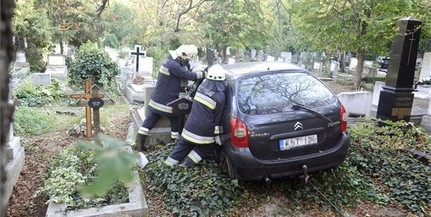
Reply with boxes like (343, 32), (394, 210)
(11, 0), (431, 76)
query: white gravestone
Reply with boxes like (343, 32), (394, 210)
(266, 56), (275, 62)
(337, 91), (372, 117)
(5, 119), (25, 208)
(419, 52), (431, 81)
(228, 58), (235, 65)
(330, 60), (340, 76)
(139, 57), (153, 74)
(250, 49), (257, 60)
(372, 81), (385, 107)
(14, 52), (29, 68)
(32, 73), (52, 85)
(348, 57), (358, 71)
(130, 45), (147, 73)
(280, 52), (292, 63)
(45, 55), (67, 79)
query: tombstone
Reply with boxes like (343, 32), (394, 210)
(105, 46), (119, 63)
(363, 60), (377, 76)
(250, 49), (257, 60)
(228, 58), (235, 65)
(372, 81), (386, 107)
(125, 72), (156, 104)
(5, 106), (25, 208)
(376, 17), (422, 122)
(226, 47), (231, 56)
(266, 56), (275, 62)
(330, 60), (340, 77)
(237, 48), (245, 58)
(11, 51), (30, 83)
(54, 44), (62, 54)
(420, 95), (431, 133)
(419, 52), (431, 81)
(139, 57), (153, 74)
(130, 45), (147, 73)
(313, 61), (323, 74)
(32, 73), (52, 85)
(130, 86), (174, 147)
(291, 53), (300, 64)
(337, 91), (372, 117)
(280, 52), (292, 63)
(257, 50), (264, 61)
(45, 55), (67, 79)
(14, 51), (28, 68)
(206, 48), (215, 66)
(348, 57), (358, 72)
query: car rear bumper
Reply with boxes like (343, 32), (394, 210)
(226, 133), (350, 181)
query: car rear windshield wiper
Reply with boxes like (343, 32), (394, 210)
(291, 104), (333, 124)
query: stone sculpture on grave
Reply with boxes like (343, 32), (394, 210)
(376, 16), (422, 122)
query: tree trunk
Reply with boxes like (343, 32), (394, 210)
(0, 1), (16, 216)
(355, 47), (365, 90)
(60, 39), (64, 55)
(220, 45), (227, 64)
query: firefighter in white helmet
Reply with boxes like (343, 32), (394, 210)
(164, 64), (226, 167)
(135, 44), (204, 152)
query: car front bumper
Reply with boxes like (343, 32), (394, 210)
(226, 132), (350, 181)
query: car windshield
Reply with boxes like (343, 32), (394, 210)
(237, 71), (336, 115)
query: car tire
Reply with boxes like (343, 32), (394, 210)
(220, 151), (237, 179)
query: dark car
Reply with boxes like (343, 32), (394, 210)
(214, 62), (350, 182)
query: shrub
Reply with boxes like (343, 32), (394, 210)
(68, 42), (120, 90)
(13, 78), (66, 107)
(13, 106), (56, 135)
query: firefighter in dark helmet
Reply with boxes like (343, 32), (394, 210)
(135, 44), (204, 151)
(164, 64), (226, 166)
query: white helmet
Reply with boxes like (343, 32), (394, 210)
(175, 44), (197, 60)
(207, 64), (226, 81)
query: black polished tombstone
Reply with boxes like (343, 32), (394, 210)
(376, 17), (422, 122)
(167, 97), (193, 134)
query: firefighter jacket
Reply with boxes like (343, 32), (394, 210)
(181, 79), (226, 145)
(149, 55), (204, 114)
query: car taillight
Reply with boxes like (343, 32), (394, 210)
(340, 104), (347, 132)
(230, 117), (249, 148)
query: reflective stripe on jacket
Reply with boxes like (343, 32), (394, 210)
(149, 55), (203, 113)
(181, 79), (226, 145)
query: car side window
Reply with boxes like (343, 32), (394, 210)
(237, 71), (336, 115)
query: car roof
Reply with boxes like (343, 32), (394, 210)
(218, 62), (305, 77)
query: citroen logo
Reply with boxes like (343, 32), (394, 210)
(294, 122), (303, 131)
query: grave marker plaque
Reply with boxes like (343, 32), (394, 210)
(377, 17), (422, 122)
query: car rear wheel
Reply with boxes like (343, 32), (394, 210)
(219, 151), (237, 179)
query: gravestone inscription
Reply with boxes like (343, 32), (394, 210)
(377, 16), (422, 122)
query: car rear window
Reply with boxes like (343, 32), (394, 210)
(237, 71), (336, 115)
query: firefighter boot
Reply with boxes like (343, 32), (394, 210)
(135, 134), (148, 152)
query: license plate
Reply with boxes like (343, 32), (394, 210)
(279, 134), (318, 150)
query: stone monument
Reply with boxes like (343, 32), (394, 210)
(376, 16), (422, 122)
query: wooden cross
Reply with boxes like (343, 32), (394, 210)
(70, 79), (105, 138)
(130, 45), (146, 73)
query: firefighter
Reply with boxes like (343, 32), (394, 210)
(164, 64), (226, 167)
(135, 44), (204, 151)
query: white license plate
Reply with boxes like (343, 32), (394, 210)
(279, 134), (318, 150)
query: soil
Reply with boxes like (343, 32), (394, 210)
(5, 77), (427, 217)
